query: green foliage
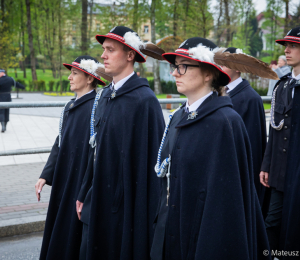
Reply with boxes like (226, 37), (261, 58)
(252, 85), (268, 96)
(48, 80), (55, 92)
(149, 79), (179, 94)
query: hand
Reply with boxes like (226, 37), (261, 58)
(35, 178), (46, 201)
(271, 64), (279, 69)
(260, 171), (270, 188)
(76, 200), (84, 220)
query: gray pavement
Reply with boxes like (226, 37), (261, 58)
(0, 163), (51, 222)
(0, 232), (43, 259)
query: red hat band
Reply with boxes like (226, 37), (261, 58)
(284, 36), (300, 41)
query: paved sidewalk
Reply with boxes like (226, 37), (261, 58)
(0, 163), (51, 221)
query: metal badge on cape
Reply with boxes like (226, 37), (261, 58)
(111, 90), (116, 99)
(187, 111), (198, 120)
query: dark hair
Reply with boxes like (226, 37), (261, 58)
(198, 63), (225, 96)
(84, 73), (98, 89)
(123, 45), (137, 63)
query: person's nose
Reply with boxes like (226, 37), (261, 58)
(285, 46), (290, 54)
(101, 50), (107, 59)
(68, 73), (72, 80)
(172, 68), (180, 77)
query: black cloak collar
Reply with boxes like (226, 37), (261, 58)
(65, 89), (96, 112)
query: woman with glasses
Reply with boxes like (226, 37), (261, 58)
(35, 56), (111, 260)
(150, 38), (270, 260)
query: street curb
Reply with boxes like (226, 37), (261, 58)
(0, 216), (45, 238)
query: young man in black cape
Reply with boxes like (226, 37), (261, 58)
(260, 26), (300, 258)
(76, 26), (165, 260)
(221, 48), (267, 205)
(0, 69), (25, 132)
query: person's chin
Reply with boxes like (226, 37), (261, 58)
(176, 85), (185, 95)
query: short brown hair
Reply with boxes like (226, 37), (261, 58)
(123, 45), (137, 63)
(84, 74), (98, 89)
(198, 63), (224, 96)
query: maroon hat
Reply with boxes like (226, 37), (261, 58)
(162, 37), (231, 86)
(63, 56), (112, 85)
(276, 27), (300, 45)
(96, 26), (146, 63)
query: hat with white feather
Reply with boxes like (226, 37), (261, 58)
(63, 55), (112, 85)
(162, 37), (231, 86)
(96, 26), (146, 63)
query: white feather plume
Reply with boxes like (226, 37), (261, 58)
(188, 44), (216, 64)
(236, 48), (243, 54)
(123, 31), (145, 51)
(79, 59), (104, 77)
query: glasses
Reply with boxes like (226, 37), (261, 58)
(170, 64), (200, 75)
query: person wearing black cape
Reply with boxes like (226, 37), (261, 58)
(150, 37), (271, 260)
(0, 69), (25, 132)
(35, 56), (110, 260)
(76, 26), (165, 260)
(220, 47), (267, 205)
(260, 26), (300, 258)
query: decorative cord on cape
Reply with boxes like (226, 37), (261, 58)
(89, 89), (104, 148)
(270, 83), (284, 130)
(58, 102), (69, 147)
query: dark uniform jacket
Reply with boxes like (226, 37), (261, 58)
(151, 93), (271, 260)
(0, 75), (24, 122)
(278, 76), (300, 258)
(228, 79), (267, 204)
(78, 73), (165, 260)
(261, 73), (293, 192)
(39, 90), (96, 260)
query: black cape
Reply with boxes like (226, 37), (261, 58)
(228, 79), (267, 205)
(0, 75), (24, 122)
(80, 73), (165, 260)
(39, 90), (96, 260)
(151, 93), (270, 260)
(280, 82), (300, 258)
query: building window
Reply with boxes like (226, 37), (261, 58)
(144, 25), (149, 34)
(96, 24), (100, 31)
(72, 24), (76, 31)
(72, 37), (76, 48)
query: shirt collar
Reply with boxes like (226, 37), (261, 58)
(111, 71), (135, 91)
(226, 77), (243, 92)
(75, 89), (94, 101)
(292, 70), (300, 80)
(186, 91), (213, 112)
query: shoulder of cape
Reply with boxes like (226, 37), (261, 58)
(280, 72), (292, 80)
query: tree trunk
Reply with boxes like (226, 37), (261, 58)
(151, 0), (162, 94)
(81, 0), (88, 55)
(216, 0), (223, 46)
(25, 0), (37, 82)
(132, 0), (139, 31)
(173, 0), (179, 37)
(183, 0), (190, 38)
(284, 0), (289, 35)
(89, 0), (94, 39)
(224, 0), (230, 47)
(58, 1), (63, 94)
(21, 0), (26, 78)
(1, 0), (5, 20)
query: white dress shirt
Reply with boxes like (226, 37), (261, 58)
(111, 71), (135, 91)
(185, 91), (213, 112)
(226, 77), (243, 93)
(291, 70), (300, 98)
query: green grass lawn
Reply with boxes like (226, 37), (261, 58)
(7, 68), (69, 85)
(263, 103), (271, 110)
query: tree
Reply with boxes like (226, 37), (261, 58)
(81, 0), (88, 55)
(0, 19), (20, 73)
(151, 0), (162, 94)
(25, 0), (37, 81)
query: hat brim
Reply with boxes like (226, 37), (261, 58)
(63, 63), (106, 86)
(275, 39), (300, 46)
(140, 42), (165, 60)
(162, 52), (231, 86)
(95, 35), (146, 63)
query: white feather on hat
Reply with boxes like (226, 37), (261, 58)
(187, 44), (219, 64)
(123, 31), (145, 52)
(79, 59), (104, 77)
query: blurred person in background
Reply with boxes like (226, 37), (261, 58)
(0, 69), (25, 132)
(267, 56), (291, 96)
